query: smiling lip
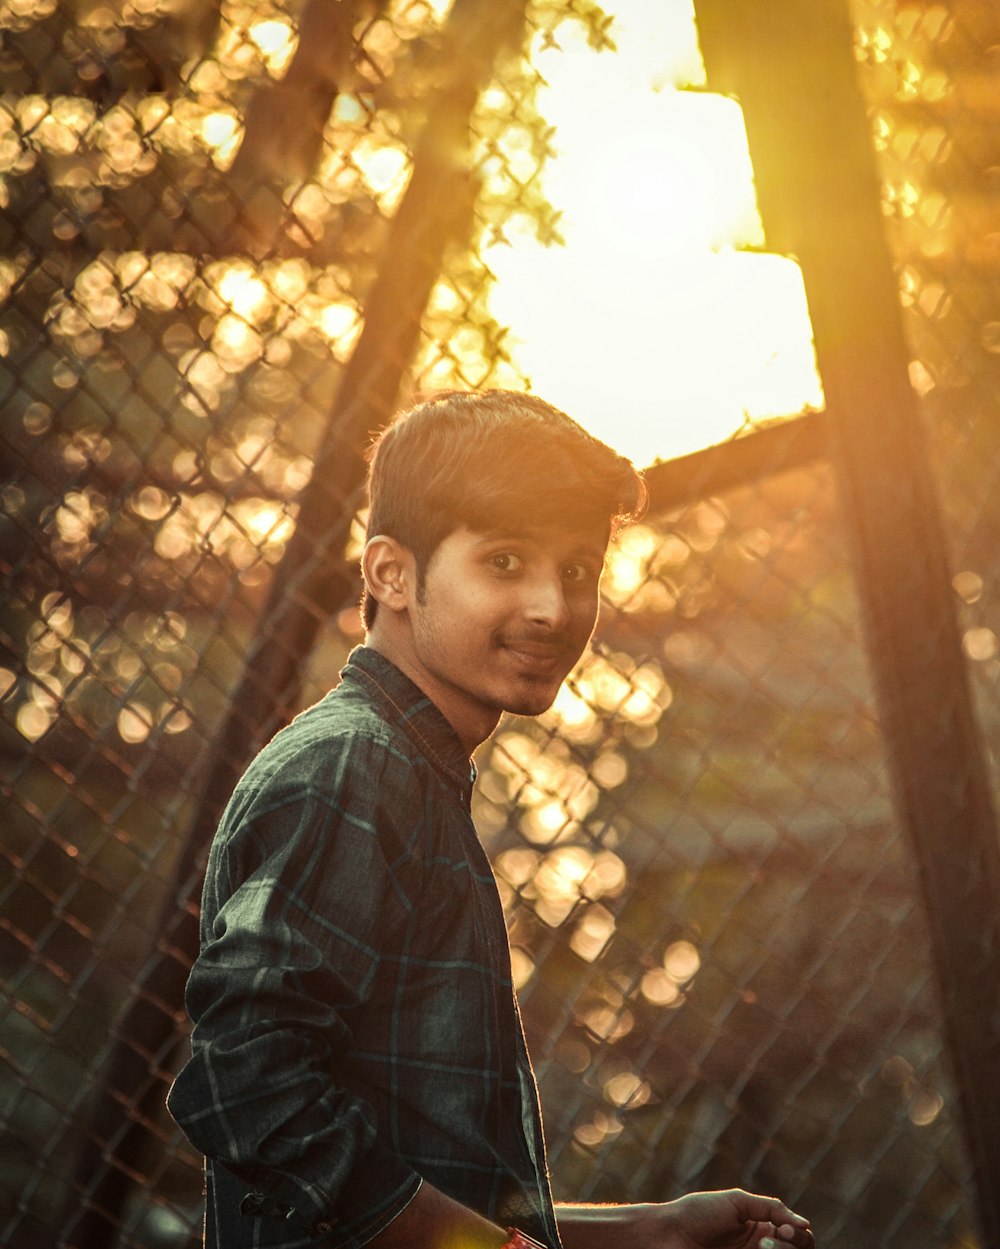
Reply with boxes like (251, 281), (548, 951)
(501, 639), (566, 671)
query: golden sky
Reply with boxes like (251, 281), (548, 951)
(487, 0), (825, 467)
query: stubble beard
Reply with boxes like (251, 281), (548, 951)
(494, 637), (585, 719)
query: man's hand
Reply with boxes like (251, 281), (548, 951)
(556, 1189), (814, 1249)
(655, 1189), (814, 1249)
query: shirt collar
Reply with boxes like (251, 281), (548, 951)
(342, 645), (476, 796)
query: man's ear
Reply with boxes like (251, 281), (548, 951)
(362, 535), (416, 615)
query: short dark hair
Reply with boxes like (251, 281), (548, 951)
(361, 389), (647, 628)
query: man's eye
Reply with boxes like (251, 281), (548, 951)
(561, 562), (592, 583)
(489, 552), (522, 571)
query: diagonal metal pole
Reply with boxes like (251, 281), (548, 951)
(691, 1), (1000, 1242)
(642, 412), (829, 514)
(61, 2), (529, 1244)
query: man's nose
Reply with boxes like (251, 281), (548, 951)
(524, 572), (570, 630)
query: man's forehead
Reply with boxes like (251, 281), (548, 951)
(465, 522), (609, 558)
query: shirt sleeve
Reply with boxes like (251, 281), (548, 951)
(166, 729), (423, 1241)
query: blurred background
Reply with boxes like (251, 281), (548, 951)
(3, 0), (1000, 1246)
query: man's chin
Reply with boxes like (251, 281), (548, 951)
(502, 687), (561, 718)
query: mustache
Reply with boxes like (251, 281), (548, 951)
(499, 633), (572, 652)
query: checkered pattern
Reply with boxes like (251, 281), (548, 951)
(167, 646), (558, 1249)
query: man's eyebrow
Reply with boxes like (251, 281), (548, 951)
(471, 529), (607, 561)
(469, 527), (536, 546)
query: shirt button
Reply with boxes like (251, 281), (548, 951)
(316, 1221), (335, 1234)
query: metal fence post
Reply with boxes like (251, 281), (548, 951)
(58, 3), (529, 1243)
(691, 1), (1000, 1242)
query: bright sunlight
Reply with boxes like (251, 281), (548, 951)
(487, 0), (825, 467)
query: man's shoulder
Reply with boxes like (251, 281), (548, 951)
(246, 679), (420, 787)
(212, 685), (428, 854)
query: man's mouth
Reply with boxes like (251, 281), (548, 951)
(500, 638), (567, 671)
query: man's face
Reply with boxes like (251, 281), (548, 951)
(401, 521), (607, 750)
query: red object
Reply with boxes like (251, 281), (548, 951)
(503, 1229), (550, 1249)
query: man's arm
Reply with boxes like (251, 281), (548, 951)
(167, 736), (426, 1239)
(367, 1185), (815, 1249)
(555, 1192), (814, 1249)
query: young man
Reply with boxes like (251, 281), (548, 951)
(167, 391), (814, 1249)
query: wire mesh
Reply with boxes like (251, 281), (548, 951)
(858, 0), (1000, 764)
(0, 1), (995, 1247)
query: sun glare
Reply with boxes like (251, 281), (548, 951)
(487, 0), (824, 467)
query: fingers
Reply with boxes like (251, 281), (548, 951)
(776, 1215), (813, 1248)
(760, 1233), (814, 1249)
(726, 1190), (813, 1249)
(760, 1214), (814, 1249)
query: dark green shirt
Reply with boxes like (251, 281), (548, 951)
(167, 646), (559, 1249)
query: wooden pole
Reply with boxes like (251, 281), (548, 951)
(691, 2), (1000, 1241)
(61, 1), (528, 1243)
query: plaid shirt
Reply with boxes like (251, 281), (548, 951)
(167, 646), (560, 1249)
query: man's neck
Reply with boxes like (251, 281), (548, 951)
(364, 631), (499, 757)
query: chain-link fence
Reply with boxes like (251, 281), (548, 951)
(2, 1), (998, 1247)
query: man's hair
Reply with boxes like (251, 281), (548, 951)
(361, 389), (647, 628)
